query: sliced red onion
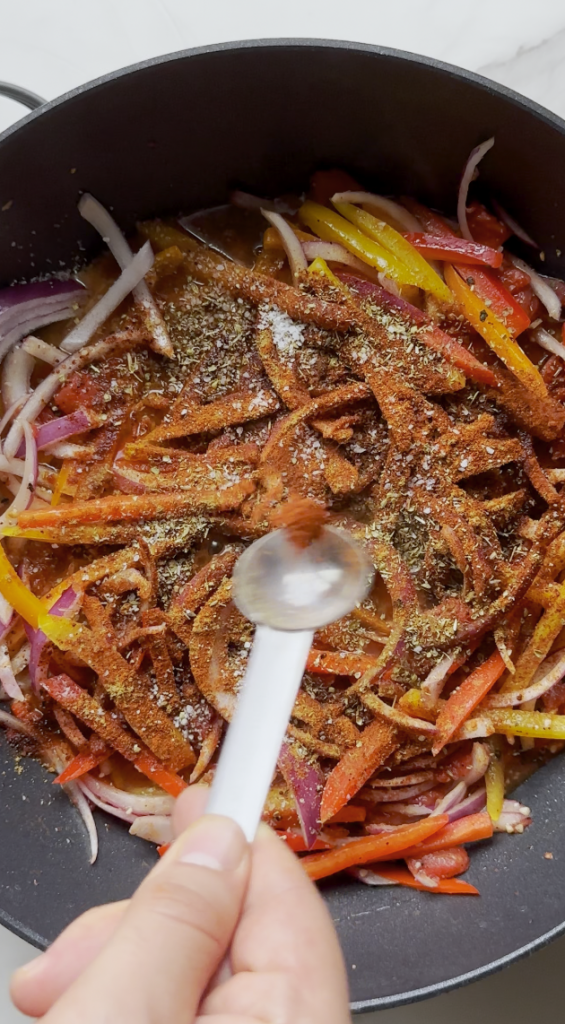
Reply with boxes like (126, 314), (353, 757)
(302, 240), (369, 271)
(487, 648), (565, 708)
(446, 788), (487, 822)
(365, 821), (413, 835)
(1, 345), (34, 410)
(0, 644), (23, 701)
(278, 741), (323, 849)
(129, 814), (174, 844)
(466, 742), (490, 786)
(432, 780), (467, 816)
(42, 441), (92, 460)
(0, 280), (83, 362)
(457, 137), (495, 241)
(4, 333), (125, 459)
(11, 641), (30, 676)
(0, 592), (13, 631)
(377, 273), (401, 296)
(331, 191), (422, 233)
(260, 209), (307, 283)
(66, 780), (99, 864)
(508, 254), (561, 319)
(81, 772), (175, 817)
(371, 802), (432, 818)
(0, 708), (34, 735)
(494, 798), (531, 833)
(60, 241), (154, 355)
(456, 717), (494, 741)
(364, 780), (436, 804)
(532, 326), (565, 362)
(421, 654), (455, 700)
(21, 335), (65, 366)
(349, 866), (398, 887)
(27, 586), (79, 692)
(368, 770), (434, 789)
(0, 421), (37, 524)
(78, 193), (172, 357)
(77, 778), (136, 825)
(491, 199), (538, 248)
(32, 410), (92, 452)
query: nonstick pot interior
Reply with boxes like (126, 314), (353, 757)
(1, 40), (565, 1012)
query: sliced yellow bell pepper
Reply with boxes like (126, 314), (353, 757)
(333, 201), (452, 303)
(485, 739), (504, 822)
(485, 708), (565, 740)
(0, 543), (80, 645)
(444, 264), (548, 399)
(263, 224), (315, 249)
(307, 256), (344, 288)
(299, 201), (419, 289)
(51, 464), (70, 507)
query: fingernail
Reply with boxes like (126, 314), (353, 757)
(178, 814), (247, 872)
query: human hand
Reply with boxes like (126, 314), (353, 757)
(11, 787), (351, 1022)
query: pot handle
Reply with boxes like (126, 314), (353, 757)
(0, 82), (45, 111)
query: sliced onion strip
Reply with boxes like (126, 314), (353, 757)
(0, 421), (37, 523)
(0, 644), (24, 701)
(21, 335), (65, 365)
(532, 326), (565, 361)
(60, 242), (154, 355)
(491, 199), (538, 248)
(260, 209), (307, 283)
(457, 137), (495, 241)
(421, 654), (455, 700)
(509, 254), (561, 320)
(78, 193), (172, 357)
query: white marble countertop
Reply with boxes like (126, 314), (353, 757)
(2, 1), (565, 1020)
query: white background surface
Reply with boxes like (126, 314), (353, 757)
(2, 1), (565, 1019)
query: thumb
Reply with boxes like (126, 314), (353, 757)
(44, 814), (249, 1024)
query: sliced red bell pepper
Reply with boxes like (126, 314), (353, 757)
(405, 233), (503, 268)
(457, 265), (531, 338)
(466, 201), (511, 248)
(433, 652), (506, 755)
(54, 744), (111, 784)
(309, 169), (362, 207)
(157, 843), (171, 857)
(328, 805), (368, 824)
(365, 863), (479, 895)
(301, 814), (449, 880)
(134, 751), (188, 799)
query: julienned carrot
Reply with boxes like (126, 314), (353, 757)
(277, 831), (332, 852)
(54, 746), (110, 784)
(18, 491), (199, 528)
(320, 719), (397, 822)
(375, 812), (493, 860)
(306, 649), (381, 676)
(366, 863), (479, 895)
(134, 751), (187, 799)
(41, 674), (187, 798)
(327, 805), (368, 824)
(301, 814), (449, 881)
(433, 652), (506, 755)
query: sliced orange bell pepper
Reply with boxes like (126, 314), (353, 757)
(301, 814), (449, 881)
(365, 863), (479, 895)
(50, 463), (71, 507)
(320, 719), (397, 823)
(433, 651), (506, 755)
(333, 202), (452, 302)
(306, 649), (380, 677)
(499, 581), (565, 694)
(299, 201), (420, 289)
(328, 805), (367, 824)
(444, 264), (547, 400)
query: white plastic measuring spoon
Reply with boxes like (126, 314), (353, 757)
(206, 526), (373, 840)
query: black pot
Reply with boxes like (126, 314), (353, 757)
(1, 40), (565, 1012)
